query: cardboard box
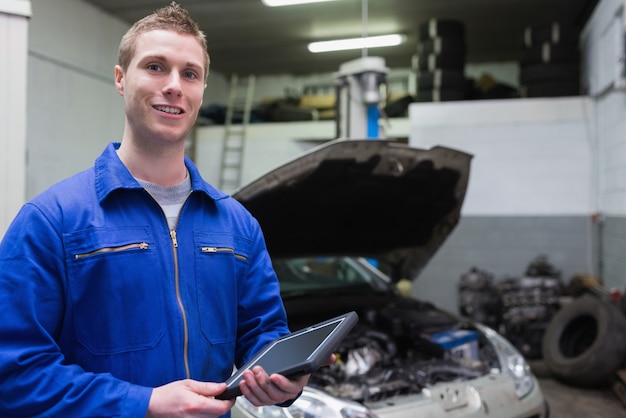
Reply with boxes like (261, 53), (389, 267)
(430, 329), (479, 360)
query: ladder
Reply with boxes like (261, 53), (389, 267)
(219, 74), (256, 193)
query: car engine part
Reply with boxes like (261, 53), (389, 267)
(307, 310), (496, 403)
(458, 255), (565, 359)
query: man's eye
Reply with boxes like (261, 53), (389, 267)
(147, 64), (161, 71)
(183, 71), (198, 80)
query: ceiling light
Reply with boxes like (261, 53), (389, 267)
(262, 0), (338, 6)
(308, 34), (404, 53)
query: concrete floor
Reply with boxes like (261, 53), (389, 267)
(529, 360), (626, 418)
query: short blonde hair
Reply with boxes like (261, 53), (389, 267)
(117, 2), (210, 81)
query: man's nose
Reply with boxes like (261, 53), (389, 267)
(163, 72), (183, 96)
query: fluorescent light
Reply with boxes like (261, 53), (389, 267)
(308, 34), (404, 53)
(262, 0), (338, 6)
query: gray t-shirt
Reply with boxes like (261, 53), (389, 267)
(137, 172), (191, 230)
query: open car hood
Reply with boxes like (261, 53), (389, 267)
(232, 139), (472, 282)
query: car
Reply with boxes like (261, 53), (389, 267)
(230, 138), (549, 418)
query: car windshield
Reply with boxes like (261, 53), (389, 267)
(272, 256), (390, 295)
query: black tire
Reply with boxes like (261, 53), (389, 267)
(418, 37), (466, 56)
(520, 43), (580, 66)
(418, 19), (465, 41)
(519, 63), (580, 84)
(521, 22), (579, 47)
(416, 88), (467, 102)
(520, 81), (580, 98)
(542, 294), (626, 387)
(417, 70), (468, 90)
(415, 52), (465, 71)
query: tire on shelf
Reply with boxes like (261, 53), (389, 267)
(521, 22), (579, 48)
(520, 43), (580, 66)
(417, 70), (468, 90)
(520, 81), (580, 98)
(418, 18), (465, 41)
(415, 51), (465, 72)
(418, 36), (466, 57)
(416, 88), (467, 102)
(519, 63), (580, 85)
(542, 294), (626, 388)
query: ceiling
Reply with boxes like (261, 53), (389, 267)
(82, 0), (598, 76)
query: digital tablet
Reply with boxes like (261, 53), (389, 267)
(216, 311), (358, 400)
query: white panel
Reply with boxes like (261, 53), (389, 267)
(581, 0), (626, 95)
(29, 0), (128, 79)
(408, 97), (594, 216)
(0, 0), (31, 16)
(595, 89), (626, 215)
(24, 0), (130, 198)
(0, 10), (28, 237)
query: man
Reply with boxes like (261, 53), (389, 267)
(0, 3), (310, 417)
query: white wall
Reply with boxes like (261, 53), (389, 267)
(0, 0), (30, 237)
(26, 0), (128, 198)
(582, 0), (626, 216)
(408, 97), (594, 216)
(580, 0), (626, 290)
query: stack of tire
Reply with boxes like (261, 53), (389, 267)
(415, 19), (470, 103)
(519, 22), (581, 98)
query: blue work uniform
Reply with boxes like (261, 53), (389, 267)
(0, 142), (290, 417)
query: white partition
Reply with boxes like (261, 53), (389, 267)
(0, 0), (30, 237)
(408, 97), (595, 216)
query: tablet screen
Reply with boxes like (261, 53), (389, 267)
(245, 319), (338, 373)
(217, 311), (358, 399)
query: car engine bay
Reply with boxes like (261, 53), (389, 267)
(307, 307), (499, 403)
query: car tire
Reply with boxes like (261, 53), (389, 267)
(521, 22), (579, 47)
(542, 294), (626, 387)
(520, 43), (580, 66)
(417, 70), (468, 90)
(418, 36), (466, 57)
(418, 18), (465, 41)
(520, 81), (580, 98)
(519, 63), (580, 84)
(415, 51), (465, 72)
(416, 89), (468, 102)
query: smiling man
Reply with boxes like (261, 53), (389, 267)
(0, 3), (308, 417)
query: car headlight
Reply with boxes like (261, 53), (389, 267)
(235, 386), (378, 418)
(477, 324), (535, 399)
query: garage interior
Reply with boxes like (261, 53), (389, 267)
(3, 0), (626, 416)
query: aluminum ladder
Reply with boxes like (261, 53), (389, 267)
(219, 74), (256, 193)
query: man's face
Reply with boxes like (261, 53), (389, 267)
(115, 29), (206, 148)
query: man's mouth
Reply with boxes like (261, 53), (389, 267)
(153, 105), (183, 115)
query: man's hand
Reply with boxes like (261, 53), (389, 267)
(147, 379), (236, 418)
(239, 354), (336, 407)
(238, 367), (309, 407)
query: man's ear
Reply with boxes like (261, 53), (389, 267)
(114, 65), (125, 96)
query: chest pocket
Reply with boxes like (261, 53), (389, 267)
(194, 231), (252, 346)
(65, 226), (166, 355)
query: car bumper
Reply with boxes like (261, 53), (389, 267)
(231, 372), (547, 418)
(364, 373), (547, 418)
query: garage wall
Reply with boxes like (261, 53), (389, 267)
(408, 97), (596, 314)
(26, 0), (128, 199)
(581, 0), (626, 293)
(0, 1), (30, 237)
